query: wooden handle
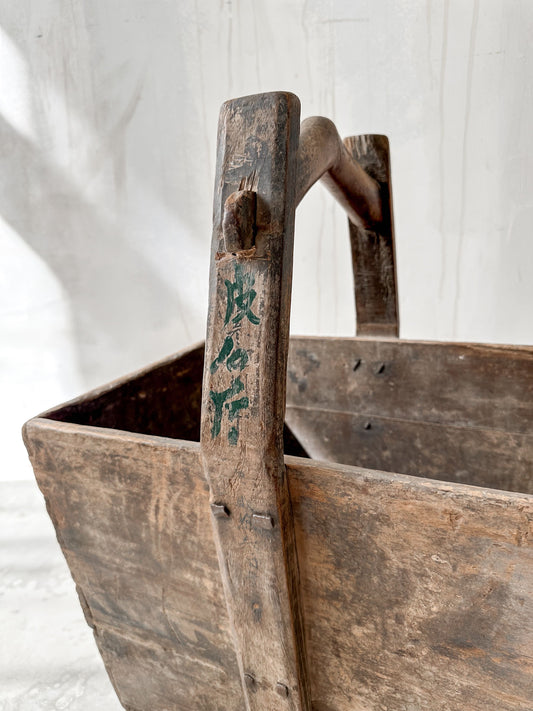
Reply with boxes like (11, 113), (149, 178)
(344, 134), (399, 337)
(296, 119), (399, 337)
(296, 116), (382, 229)
(200, 92), (399, 710)
(201, 92), (311, 711)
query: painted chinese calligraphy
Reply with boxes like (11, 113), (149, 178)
(210, 262), (260, 445)
(224, 263), (260, 326)
(210, 336), (249, 374)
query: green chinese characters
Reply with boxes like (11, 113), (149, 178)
(209, 263), (260, 445)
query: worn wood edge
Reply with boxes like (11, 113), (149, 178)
(22, 416), (531, 507)
(289, 334), (533, 355)
(22, 417), (203, 462)
(33, 341), (205, 421)
(23, 420), (241, 711)
(284, 453), (533, 505)
(23, 333), (531, 429)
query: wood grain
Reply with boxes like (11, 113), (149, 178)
(345, 135), (399, 337)
(286, 337), (533, 434)
(21, 89), (533, 711)
(23, 419), (243, 711)
(39, 334), (532, 495)
(23, 413), (533, 710)
(286, 405), (532, 493)
(288, 455), (533, 711)
(200, 92), (311, 710)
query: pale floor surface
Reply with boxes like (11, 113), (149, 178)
(1, 481), (122, 710)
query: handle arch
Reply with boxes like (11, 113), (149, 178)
(296, 117), (399, 337)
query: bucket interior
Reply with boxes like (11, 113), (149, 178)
(44, 339), (532, 495)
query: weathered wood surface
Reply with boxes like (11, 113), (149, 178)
(40, 334), (532, 496)
(200, 91), (311, 710)
(286, 337), (533, 493)
(345, 135), (399, 337)
(295, 116), (382, 229)
(287, 337), (533, 433)
(24, 414), (533, 710)
(40, 335), (532, 495)
(288, 456), (533, 711)
(23, 419), (243, 711)
(41, 340), (308, 458)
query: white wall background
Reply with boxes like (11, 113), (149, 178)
(1, 0), (532, 481)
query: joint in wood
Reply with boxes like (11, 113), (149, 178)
(211, 502), (230, 518)
(251, 512), (275, 530)
(222, 190), (257, 252)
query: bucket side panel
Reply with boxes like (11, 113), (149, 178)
(286, 337), (533, 493)
(289, 456), (533, 711)
(23, 419), (243, 711)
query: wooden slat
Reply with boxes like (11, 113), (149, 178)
(286, 337), (533, 493)
(287, 337), (533, 434)
(200, 92), (311, 710)
(286, 406), (533, 493)
(23, 419), (242, 711)
(345, 135), (399, 337)
(288, 456), (533, 711)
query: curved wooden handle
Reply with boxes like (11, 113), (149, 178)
(296, 118), (399, 338)
(296, 116), (382, 229)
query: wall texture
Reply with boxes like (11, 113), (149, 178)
(2, 0), (532, 480)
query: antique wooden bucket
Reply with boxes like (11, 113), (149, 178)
(23, 92), (532, 711)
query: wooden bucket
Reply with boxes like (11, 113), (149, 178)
(23, 92), (532, 711)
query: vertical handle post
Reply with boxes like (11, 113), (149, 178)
(200, 92), (311, 710)
(345, 135), (399, 337)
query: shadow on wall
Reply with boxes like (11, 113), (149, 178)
(0, 112), (192, 388)
(0, 2), (219, 391)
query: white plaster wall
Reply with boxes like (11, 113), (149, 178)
(1, 0), (532, 481)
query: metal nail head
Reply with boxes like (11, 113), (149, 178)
(252, 512), (275, 530)
(211, 503), (230, 518)
(244, 673), (257, 693)
(276, 682), (289, 698)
